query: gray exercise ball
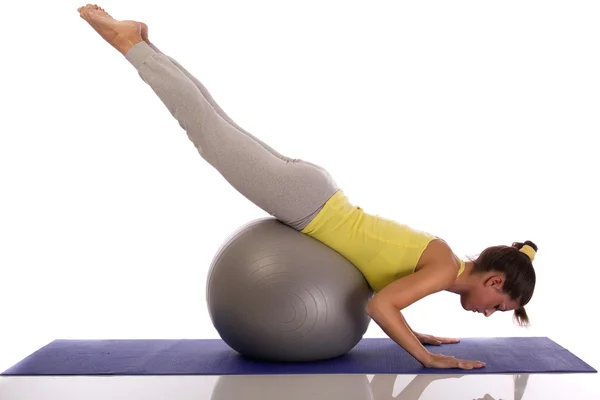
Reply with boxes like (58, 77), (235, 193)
(206, 218), (373, 362)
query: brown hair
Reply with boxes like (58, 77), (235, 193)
(469, 240), (537, 326)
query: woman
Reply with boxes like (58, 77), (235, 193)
(77, 4), (537, 370)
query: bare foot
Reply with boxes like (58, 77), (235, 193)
(89, 4), (151, 44)
(78, 4), (144, 55)
(90, 5), (152, 47)
(140, 22), (150, 44)
(95, 4), (150, 39)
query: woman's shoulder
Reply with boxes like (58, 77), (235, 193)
(415, 238), (462, 273)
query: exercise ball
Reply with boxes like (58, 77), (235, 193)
(206, 218), (372, 362)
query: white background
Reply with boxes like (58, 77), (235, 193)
(1, 0), (598, 373)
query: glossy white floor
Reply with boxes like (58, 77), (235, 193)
(0, 372), (597, 399)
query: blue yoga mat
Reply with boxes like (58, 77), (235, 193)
(2, 337), (596, 375)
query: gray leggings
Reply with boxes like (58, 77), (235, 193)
(125, 41), (338, 230)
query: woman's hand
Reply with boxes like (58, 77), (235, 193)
(415, 332), (460, 346)
(423, 353), (486, 370)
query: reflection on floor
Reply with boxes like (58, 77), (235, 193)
(1, 372), (598, 399)
(213, 373), (531, 400)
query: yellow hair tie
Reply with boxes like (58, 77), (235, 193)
(519, 245), (536, 261)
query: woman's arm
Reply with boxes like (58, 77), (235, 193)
(366, 262), (456, 365)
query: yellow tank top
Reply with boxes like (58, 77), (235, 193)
(301, 190), (464, 292)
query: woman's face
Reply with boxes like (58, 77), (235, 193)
(460, 274), (520, 317)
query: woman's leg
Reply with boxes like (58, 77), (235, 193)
(142, 36), (288, 161)
(78, 7), (338, 230)
(141, 30), (326, 173)
(125, 41), (339, 229)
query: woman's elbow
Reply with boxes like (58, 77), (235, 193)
(366, 296), (397, 317)
(365, 299), (377, 317)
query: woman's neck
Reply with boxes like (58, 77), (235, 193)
(446, 261), (475, 295)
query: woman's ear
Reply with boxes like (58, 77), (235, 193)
(484, 275), (504, 288)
